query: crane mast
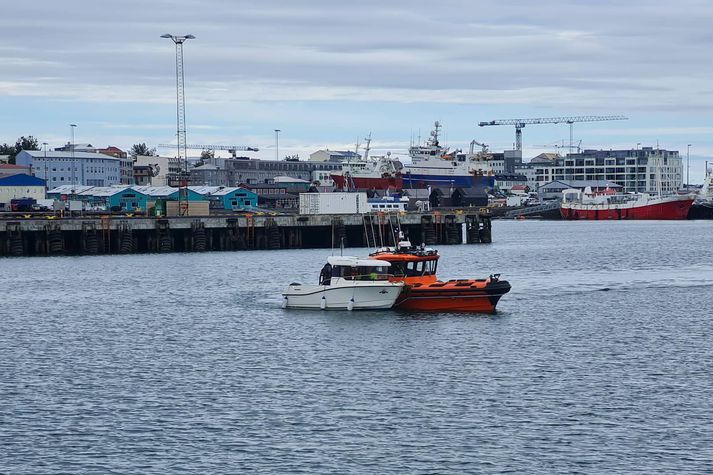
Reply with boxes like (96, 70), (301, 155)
(478, 115), (628, 151)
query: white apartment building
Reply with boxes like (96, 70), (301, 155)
(526, 147), (683, 194)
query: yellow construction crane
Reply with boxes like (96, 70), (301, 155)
(478, 115), (628, 151)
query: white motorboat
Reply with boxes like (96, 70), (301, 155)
(282, 256), (404, 310)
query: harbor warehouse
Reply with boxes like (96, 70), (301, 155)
(0, 174), (46, 206)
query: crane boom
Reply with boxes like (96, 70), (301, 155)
(478, 115), (628, 151)
(158, 143), (259, 157)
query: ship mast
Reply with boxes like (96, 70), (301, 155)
(363, 133), (372, 161)
(655, 152), (663, 196)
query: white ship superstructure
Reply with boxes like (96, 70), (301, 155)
(404, 121), (495, 188)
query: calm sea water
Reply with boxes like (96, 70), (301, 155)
(2, 220), (713, 474)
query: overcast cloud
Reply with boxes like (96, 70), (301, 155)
(1, 0), (712, 180)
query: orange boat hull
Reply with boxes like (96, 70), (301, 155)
(394, 280), (511, 313)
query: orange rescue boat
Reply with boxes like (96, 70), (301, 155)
(369, 239), (511, 313)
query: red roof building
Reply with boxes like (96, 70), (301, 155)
(0, 163), (31, 179)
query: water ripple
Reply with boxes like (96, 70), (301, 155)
(2, 221), (713, 473)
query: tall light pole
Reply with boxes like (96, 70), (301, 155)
(275, 129), (281, 161)
(70, 124), (77, 187)
(42, 142), (48, 186)
(687, 144), (691, 188)
(161, 34), (195, 171)
(161, 33), (195, 215)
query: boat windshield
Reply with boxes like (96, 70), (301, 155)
(332, 265), (391, 281)
(390, 259), (437, 277)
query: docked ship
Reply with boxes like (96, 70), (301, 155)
(402, 121), (496, 190)
(369, 237), (510, 313)
(696, 166), (713, 205)
(689, 166), (713, 219)
(560, 187), (694, 220)
(331, 153), (404, 191)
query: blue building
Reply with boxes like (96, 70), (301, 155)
(16, 150), (122, 187)
(0, 174), (47, 208)
(77, 187), (149, 211)
(211, 187), (258, 210)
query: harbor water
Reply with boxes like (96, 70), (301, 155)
(2, 220), (713, 473)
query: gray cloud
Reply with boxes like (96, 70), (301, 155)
(2, 0), (711, 102)
(2, 0), (713, 170)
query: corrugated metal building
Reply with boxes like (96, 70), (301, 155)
(0, 174), (47, 206)
(133, 186), (205, 201)
(77, 186), (149, 211)
(211, 187), (258, 210)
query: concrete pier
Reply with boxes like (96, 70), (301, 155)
(0, 211), (492, 257)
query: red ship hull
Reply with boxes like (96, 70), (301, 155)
(331, 173), (403, 191)
(561, 198), (693, 220)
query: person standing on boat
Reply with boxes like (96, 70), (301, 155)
(319, 263), (332, 285)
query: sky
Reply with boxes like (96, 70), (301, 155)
(1, 0), (712, 182)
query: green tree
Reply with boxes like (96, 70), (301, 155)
(16, 136), (39, 152)
(196, 149), (214, 166)
(130, 143), (156, 160)
(0, 136), (40, 164)
(0, 143), (14, 160)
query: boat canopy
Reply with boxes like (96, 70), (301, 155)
(327, 256), (391, 267)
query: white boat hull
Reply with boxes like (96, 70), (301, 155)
(282, 281), (403, 310)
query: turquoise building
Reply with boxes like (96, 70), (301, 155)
(133, 185), (205, 201)
(77, 186), (149, 211)
(211, 187), (258, 210)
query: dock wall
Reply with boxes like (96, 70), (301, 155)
(0, 212), (492, 257)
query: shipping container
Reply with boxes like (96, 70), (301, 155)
(165, 200), (210, 216)
(299, 192), (368, 215)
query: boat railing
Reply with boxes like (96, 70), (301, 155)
(336, 273), (392, 282)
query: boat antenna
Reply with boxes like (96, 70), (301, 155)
(364, 133), (372, 161)
(331, 219), (335, 255)
(362, 215), (370, 249)
(388, 214), (398, 247)
(377, 215), (384, 248)
(340, 236), (344, 256)
(369, 215), (377, 251)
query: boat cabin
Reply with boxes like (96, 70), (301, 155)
(370, 243), (440, 284)
(320, 256), (392, 284)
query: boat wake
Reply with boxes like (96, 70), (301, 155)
(509, 264), (713, 297)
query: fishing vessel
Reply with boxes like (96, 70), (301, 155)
(282, 256), (403, 310)
(403, 121), (496, 190)
(696, 165), (713, 205)
(560, 187), (694, 220)
(331, 153), (404, 191)
(369, 238), (511, 313)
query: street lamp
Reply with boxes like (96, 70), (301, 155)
(70, 124), (77, 186)
(687, 144), (691, 189)
(275, 129), (281, 161)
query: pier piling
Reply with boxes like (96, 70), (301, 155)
(0, 211), (493, 257)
